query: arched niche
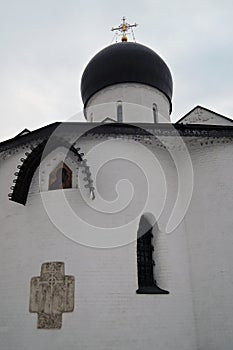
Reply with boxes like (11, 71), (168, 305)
(117, 100), (123, 122)
(49, 162), (72, 191)
(10, 138), (82, 205)
(38, 146), (79, 193)
(152, 103), (158, 123)
(136, 214), (169, 294)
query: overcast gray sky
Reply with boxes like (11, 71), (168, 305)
(0, 0), (233, 141)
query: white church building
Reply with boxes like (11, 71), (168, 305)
(1, 21), (233, 350)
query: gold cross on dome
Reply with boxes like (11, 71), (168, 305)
(111, 16), (138, 42)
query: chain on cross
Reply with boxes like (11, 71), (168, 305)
(111, 16), (138, 42)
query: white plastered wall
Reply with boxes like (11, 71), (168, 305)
(183, 142), (233, 350)
(85, 83), (171, 123)
(178, 107), (233, 126)
(0, 137), (197, 350)
(3, 133), (233, 349)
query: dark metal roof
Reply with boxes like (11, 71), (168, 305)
(0, 123), (60, 152)
(81, 42), (173, 110)
(1, 122), (233, 153)
(4, 121), (233, 206)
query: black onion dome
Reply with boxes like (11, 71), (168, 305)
(81, 42), (173, 110)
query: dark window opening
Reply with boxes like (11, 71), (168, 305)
(153, 103), (158, 123)
(136, 215), (169, 294)
(117, 101), (123, 122)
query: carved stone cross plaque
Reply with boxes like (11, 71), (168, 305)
(29, 262), (75, 329)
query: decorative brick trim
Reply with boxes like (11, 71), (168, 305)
(9, 137), (84, 205)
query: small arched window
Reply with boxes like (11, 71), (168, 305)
(153, 103), (158, 123)
(136, 215), (169, 294)
(49, 162), (72, 191)
(117, 100), (123, 122)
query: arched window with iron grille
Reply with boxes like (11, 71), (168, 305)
(136, 215), (169, 294)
